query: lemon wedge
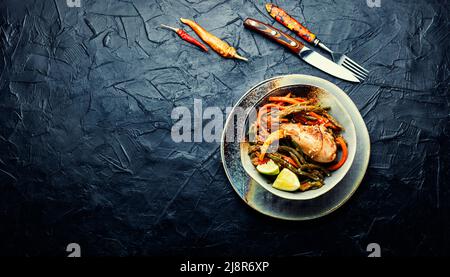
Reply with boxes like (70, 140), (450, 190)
(256, 159), (280, 176)
(272, 168), (300, 192)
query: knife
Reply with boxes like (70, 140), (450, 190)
(243, 18), (359, 83)
(265, 4), (321, 47)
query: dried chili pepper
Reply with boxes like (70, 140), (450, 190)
(160, 24), (208, 52)
(179, 18), (248, 61)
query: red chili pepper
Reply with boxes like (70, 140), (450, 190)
(161, 24), (208, 52)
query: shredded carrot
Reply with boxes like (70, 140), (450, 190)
(257, 157), (271, 165)
(293, 97), (307, 102)
(308, 112), (328, 124)
(300, 182), (312, 191)
(303, 112), (339, 129)
(282, 155), (298, 167)
(268, 97), (302, 105)
(325, 122), (339, 130)
(328, 137), (348, 171)
(293, 114), (308, 124)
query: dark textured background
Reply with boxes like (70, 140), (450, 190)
(0, 0), (449, 256)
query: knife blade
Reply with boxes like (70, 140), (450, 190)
(243, 18), (359, 83)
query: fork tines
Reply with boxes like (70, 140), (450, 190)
(342, 57), (369, 81)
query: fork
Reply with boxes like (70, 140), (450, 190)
(315, 42), (369, 81)
(266, 3), (369, 81)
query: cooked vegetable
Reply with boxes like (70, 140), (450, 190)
(279, 147), (301, 168)
(279, 104), (327, 118)
(282, 155), (299, 167)
(267, 153), (320, 181)
(268, 97), (303, 105)
(327, 137), (348, 171)
(249, 91), (348, 192)
(180, 18), (248, 61)
(300, 181), (323, 191)
(278, 146), (305, 165)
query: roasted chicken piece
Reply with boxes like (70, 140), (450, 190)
(281, 124), (337, 163)
(259, 123), (337, 163)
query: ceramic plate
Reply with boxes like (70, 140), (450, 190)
(221, 74), (370, 220)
